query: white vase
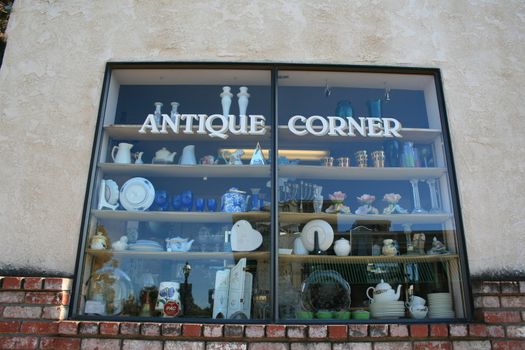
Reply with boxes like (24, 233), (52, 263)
(154, 102), (163, 125)
(170, 102), (179, 122)
(293, 237), (308, 255)
(334, 238), (351, 256)
(179, 145), (196, 165)
(237, 86), (250, 116)
(220, 86), (233, 117)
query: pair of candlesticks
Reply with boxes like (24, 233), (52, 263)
(321, 150), (385, 168)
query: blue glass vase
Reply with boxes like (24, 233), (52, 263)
(172, 194), (182, 211)
(195, 198), (205, 212)
(207, 198), (217, 212)
(367, 99), (382, 117)
(154, 190), (169, 211)
(181, 190), (193, 211)
(335, 100), (353, 117)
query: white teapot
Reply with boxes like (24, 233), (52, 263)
(152, 147), (177, 164)
(366, 279), (402, 303)
(166, 237), (194, 252)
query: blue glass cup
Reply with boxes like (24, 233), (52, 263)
(154, 190), (169, 211)
(172, 194), (182, 211)
(367, 99), (382, 117)
(181, 190), (193, 211)
(207, 198), (217, 212)
(195, 198), (205, 212)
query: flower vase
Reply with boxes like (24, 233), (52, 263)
(170, 102), (179, 122)
(250, 188), (260, 211)
(237, 86), (250, 116)
(220, 86), (233, 117)
(154, 102), (163, 125)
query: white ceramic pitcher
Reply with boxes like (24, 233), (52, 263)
(111, 142), (133, 164)
(179, 145), (197, 165)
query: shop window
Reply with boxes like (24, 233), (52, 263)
(72, 64), (470, 323)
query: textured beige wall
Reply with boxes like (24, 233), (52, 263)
(0, 0), (523, 276)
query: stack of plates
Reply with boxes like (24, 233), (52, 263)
(428, 293), (455, 318)
(369, 300), (405, 319)
(128, 240), (163, 252)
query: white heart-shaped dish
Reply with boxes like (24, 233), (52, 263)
(230, 220), (263, 252)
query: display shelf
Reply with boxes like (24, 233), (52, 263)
(91, 210), (270, 223)
(87, 249), (269, 261)
(278, 212), (452, 225)
(278, 126), (442, 144)
(98, 163), (270, 178)
(279, 165), (446, 181)
(104, 124), (271, 142)
(278, 253), (458, 264)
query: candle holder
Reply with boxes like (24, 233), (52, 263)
(410, 179), (427, 214)
(371, 150), (385, 167)
(355, 150), (368, 167)
(426, 178), (442, 213)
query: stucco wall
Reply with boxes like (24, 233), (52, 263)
(0, 0), (523, 276)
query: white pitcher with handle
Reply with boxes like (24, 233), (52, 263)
(111, 142), (133, 164)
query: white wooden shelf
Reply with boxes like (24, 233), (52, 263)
(278, 212), (452, 225)
(91, 210), (270, 223)
(86, 249), (269, 261)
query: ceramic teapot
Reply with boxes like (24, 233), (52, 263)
(152, 147), (177, 164)
(221, 187), (250, 213)
(166, 237), (194, 252)
(111, 142), (133, 164)
(366, 279), (402, 303)
(334, 238), (351, 256)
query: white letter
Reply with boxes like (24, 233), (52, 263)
(327, 116), (347, 136)
(347, 117), (367, 137)
(229, 115), (248, 135)
(206, 114), (229, 139)
(139, 114), (160, 134)
(197, 114), (208, 134)
(382, 118), (403, 137)
(180, 114), (198, 134)
(249, 115), (266, 135)
(306, 115), (329, 136)
(367, 117), (384, 137)
(288, 115), (307, 136)
(161, 114), (179, 134)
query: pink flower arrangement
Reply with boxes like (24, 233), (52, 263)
(329, 191), (346, 203)
(357, 194), (375, 204)
(383, 193), (401, 204)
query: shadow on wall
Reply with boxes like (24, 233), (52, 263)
(0, 1), (14, 67)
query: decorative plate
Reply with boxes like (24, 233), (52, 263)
(230, 220), (263, 252)
(119, 177), (155, 211)
(104, 179), (119, 205)
(300, 220), (334, 251)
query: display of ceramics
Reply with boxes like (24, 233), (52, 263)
(195, 198), (205, 212)
(112, 236), (128, 251)
(300, 219), (334, 252)
(152, 147), (177, 164)
(334, 238), (351, 256)
(230, 220), (263, 252)
(119, 177), (155, 211)
(382, 193), (408, 214)
(111, 142), (133, 164)
(427, 237), (450, 255)
(369, 300), (405, 319)
(428, 293), (455, 318)
(325, 191), (351, 214)
(382, 239), (398, 256)
(221, 187), (250, 213)
(366, 279), (402, 303)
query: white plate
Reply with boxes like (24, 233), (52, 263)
(128, 245), (163, 252)
(104, 179), (120, 205)
(300, 220), (334, 252)
(120, 177), (155, 211)
(230, 220), (263, 252)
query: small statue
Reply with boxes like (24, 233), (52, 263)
(90, 225), (111, 250)
(427, 237), (449, 255)
(355, 194), (379, 215)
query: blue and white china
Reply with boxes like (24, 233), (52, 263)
(119, 177), (155, 211)
(152, 147), (177, 164)
(166, 237), (195, 252)
(181, 190), (193, 211)
(221, 187), (250, 213)
(154, 190), (169, 211)
(207, 198), (217, 212)
(195, 198), (205, 212)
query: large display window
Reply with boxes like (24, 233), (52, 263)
(72, 64), (470, 323)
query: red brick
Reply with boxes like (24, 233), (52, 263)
(2, 277), (23, 290)
(308, 325), (327, 338)
(374, 342), (411, 350)
(411, 324), (429, 338)
(414, 341), (452, 350)
(328, 325), (347, 339)
(79, 321), (99, 335)
(24, 291), (63, 305)
(507, 325), (525, 338)
(22, 278), (43, 290)
(2, 306), (42, 319)
(348, 324), (368, 337)
(449, 324), (468, 337)
(141, 322), (161, 336)
(286, 325), (306, 338)
(99, 321), (119, 335)
(492, 340), (525, 350)
(483, 310), (522, 323)
(390, 324), (409, 337)
(0, 321), (20, 333)
(183, 323), (202, 337)
(43, 278), (71, 291)
(224, 324), (244, 338)
(40, 337), (81, 350)
(120, 322), (140, 335)
(58, 321), (79, 335)
(469, 324), (487, 337)
(203, 324), (223, 337)
(370, 324), (388, 337)
(81, 338), (121, 350)
(245, 325), (265, 338)
(430, 324), (448, 337)
(0, 291), (25, 303)
(162, 323), (182, 337)
(266, 325), (285, 338)
(41, 305), (67, 319)
(0, 336), (38, 349)
(487, 325), (505, 338)
(20, 321), (58, 334)
(501, 296), (525, 308)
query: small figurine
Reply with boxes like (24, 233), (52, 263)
(325, 191), (351, 214)
(112, 236), (128, 251)
(90, 225), (111, 250)
(382, 193), (408, 214)
(355, 194), (379, 215)
(250, 142), (265, 165)
(427, 237), (449, 255)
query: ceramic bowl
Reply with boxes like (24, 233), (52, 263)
(335, 311), (351, 320)
(296, 311), (314, 320)
(351, 310), (370, 319)
(316, 310), (333, 319)
(410, 309), (428, 319)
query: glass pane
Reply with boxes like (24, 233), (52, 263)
(78, 68), (273, 320)
(276, 70), (466, 321)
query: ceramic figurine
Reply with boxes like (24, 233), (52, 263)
(355, 194), (379, 215)
(90, 225), (111, 250)
(382, 239), (398, 256)
(325, 191), (351, 214)
(153, 102), (163, 125)
(250, 142), (265, 165)
(111, 142), (133, 164)
(113, 236), (128, 251)
(312, 185), (323, 214)
(221, 187), (250, 213)
(220, 86), (233, 117)
(383, 193), (408, 214)
(229, 149), (244, 165)
(237, 86), (250, 116)
(152, 147), (177, 164)
(366, 279), (402, 303)
(427, 236), (449, 255)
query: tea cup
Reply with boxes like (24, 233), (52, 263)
(406, 295), (426, 308)
(409, 305), (428, 319)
